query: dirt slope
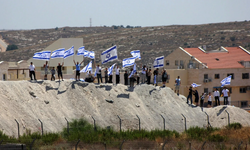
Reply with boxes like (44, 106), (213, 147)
(0, 80), (249, 137)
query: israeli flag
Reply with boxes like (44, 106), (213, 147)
(123, 57), (135, 68)
(221, 75), (232, 87)
(153, 56), (164, 68)
(87, 51), (95, 59)
(33, 51), (51, 61)
(129, 63), (137, 78)
(130, 50), (141, 60)
(191, 83), (201, 88)
(64, 46), (74, 59)
(101, 45), (118, 64)
(108, 63), (116, 76)
(80, 61), (92, 73)
(77, 46), (85, 55)
(51, 48), (65, 59)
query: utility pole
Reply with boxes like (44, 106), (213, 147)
(90, 18), (92, 27)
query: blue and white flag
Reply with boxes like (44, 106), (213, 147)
(191, 83), (201, 88)
(51, 48), (65, 59)
(33, 51), (51, 61)
(129, 63), (137, 78)
(101, 45), (118, 64)
(108, 63), (116, 76)
(130, 50), (141, 60)
(122, 57), (135, 68)
(86, 51), (95, 59)
(77, 46), (85, 55)
(221, 75), (232, 87)
(64, 46), (74, 59)
(80, 61), (92, 73)
(153, 56), (164, 68)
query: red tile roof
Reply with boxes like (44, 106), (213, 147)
(183, 47), (250, 69)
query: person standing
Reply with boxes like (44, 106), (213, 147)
(200, 93), (205, 108)
(124, 70), (128, 85)
(50, 67), (55, 81)
(73, 57), (84, 81)
(104, 68), (108, 83)
(187, 86), (193, 104)
(141, 65), (147, 84)
(129, 68), (135, 87)
(207, 92), (213, 108)
(222, 87), (230, 105)
(135, 72), (140, 85)
(57, 62), (64, 81)
(162, 69), (168, 87)
(193, 89), (199, 106)
(153, 68), (159, 86)
(95, 64), (102, 84)
(43, 61), (49, 80)
(29, 62), (36, 81)
(214, 88), (220, 106)
(116, 65), (120, 84)
(147, 69), (152, 84)
(175, 76), (181, 95)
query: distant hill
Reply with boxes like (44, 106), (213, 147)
(1, 21), (250, 65)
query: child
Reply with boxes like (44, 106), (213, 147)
(200, 93), (205, 108)
(51, 67), (55, 81)
(207, 92), (213, 108)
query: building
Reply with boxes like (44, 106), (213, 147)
(0, 61), (8, 80)
(164, 46), (250, 108)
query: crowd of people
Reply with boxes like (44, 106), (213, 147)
(184, 85), (230, 108)
(29, 61), (229, 108)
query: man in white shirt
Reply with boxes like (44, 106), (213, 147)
(29, 62), (36, 81)
(222, 87), (229, 105)
(116, 65), (120, 84)
(96, 64), (102, 84)
(141, 65), (147, 84)
(214, 88), (220, 106)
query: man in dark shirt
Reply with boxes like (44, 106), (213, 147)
(57, 62), (64, 81)
(193, 89), (199, 106)
(187, 86), (193, 104)
(124, 70), (128, 85)
(104, 68), (108, 83)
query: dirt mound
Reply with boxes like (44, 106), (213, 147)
(0, 80), (249, 137)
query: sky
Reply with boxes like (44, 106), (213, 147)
(1, 0), (250, 30)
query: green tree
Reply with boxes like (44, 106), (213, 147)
(6, 44), (18, 51)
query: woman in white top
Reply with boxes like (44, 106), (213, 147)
(207, 92), (213, 108)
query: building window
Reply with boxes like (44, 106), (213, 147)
(214, 74), (220, 79)
(241, 101), (248, 107)
(204, 88), (208, 94)
(242, 73), (249, 79)
(175, 60), (178, 66)
(180, 60), (184, 65)
(166, 60), (169, 65)
(240, 87), (247, 93)
(227, 73), (234, 79)
(204, 74), (208, 79)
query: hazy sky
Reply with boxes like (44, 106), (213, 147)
(1, 0), (250, 30)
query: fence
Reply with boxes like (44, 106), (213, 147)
(0, 110), (241, 150)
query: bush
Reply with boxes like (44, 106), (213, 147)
(6, 44), (18, 51)
(208, 134), (226, 142)
(185, 126), (218, 141)
(227, 123), (242, 130)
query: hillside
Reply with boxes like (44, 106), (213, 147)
(1, 80), (250, 138)
(1, 21), (250, 65)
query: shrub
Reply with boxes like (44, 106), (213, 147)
(208, 134), (226, 142)
(185, 126), (218, 141)
(227, 123), (242, 130)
